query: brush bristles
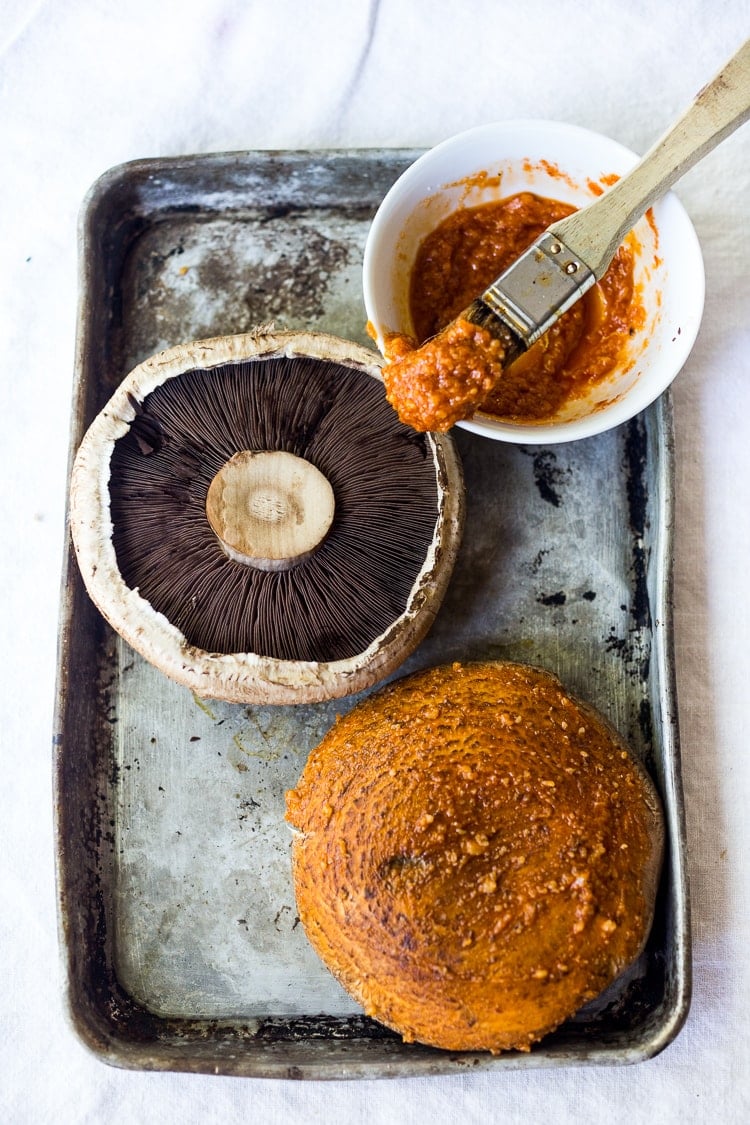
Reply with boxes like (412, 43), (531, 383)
(109, 356), (441, 662)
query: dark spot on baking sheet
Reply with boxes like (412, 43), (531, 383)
(140, 240), (186, 278)
(568, 950), (665, 1034)
(582, 590), (596, 601)
(623, 416), (652, 631)
(531, 548), (549, 574)
(521, 449), (569, 507)
(639, 697), (654, 756)
(274, 905), (295, 931)
(193, 251), (236, 295)
(82, 884), (171, 1045)
(238, 797), (261, 826)
(259, 204), (295, 223)
(537, 591), (566, 606)
(605, 622), (650, 673)
(605, 630), (627, 655)
(253, 1014), (399, 1043)
(236, 229), (350, 326)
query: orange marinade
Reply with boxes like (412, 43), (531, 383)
(382, 192), (642, 431)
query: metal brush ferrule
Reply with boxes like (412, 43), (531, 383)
(478, 232), (596, 349)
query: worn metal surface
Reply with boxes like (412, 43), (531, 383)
(53, 150), (690, 1077)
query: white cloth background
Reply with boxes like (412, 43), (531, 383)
(2, 0), (749, 1121)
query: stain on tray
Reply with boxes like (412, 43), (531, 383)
(623, 415), (652, 631)
(234, 230), (350, 323)
(522, 449), (571, 507)
(531, 548), (550, 574)
(603, 623), (654, 758)
(259, 204), (295, 224)
(237, 796), (261, 830)
(638, 697), (654, 756)
(605, 629), (628, 656)
(537, 590), (567, 606)
(253, 1013), (400, 1043)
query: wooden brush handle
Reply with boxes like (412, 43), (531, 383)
(549, 37), (750, 277)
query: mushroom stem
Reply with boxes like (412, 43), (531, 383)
(205, 450), (335, 571)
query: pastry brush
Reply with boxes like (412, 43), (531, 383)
(464, 37), (750, 360)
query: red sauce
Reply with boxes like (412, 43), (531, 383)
(382, 192), (644, 432)
(383, 319), (508, 432)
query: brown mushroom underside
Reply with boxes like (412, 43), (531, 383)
(108, 354), (445, 662)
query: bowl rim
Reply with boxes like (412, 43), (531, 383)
(363, 119), (705, 444)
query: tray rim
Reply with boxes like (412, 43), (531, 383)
(53, 146), (692, 1079)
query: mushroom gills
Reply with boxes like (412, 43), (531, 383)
(108, 354), (446, 662)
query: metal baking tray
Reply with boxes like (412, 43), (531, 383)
(54, 149), (691, 1078)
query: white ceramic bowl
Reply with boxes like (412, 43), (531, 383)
(363, 120), (705, 443)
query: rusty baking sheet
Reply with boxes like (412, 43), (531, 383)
(53, 150), (690, 1078)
